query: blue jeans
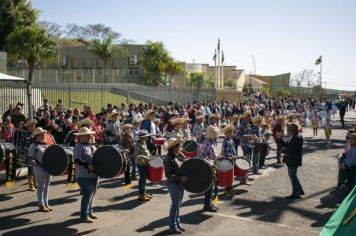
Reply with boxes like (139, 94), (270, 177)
(167, 183), (184, 230)
(129, 153), (137, 178)
(137, 164), (147, 195)
(252, 149), (259, 173)
(287, 167), (304, 195)
(204, 186), (213, 205)
(33, 166), (51, 205)
(77, 177), (98, 219)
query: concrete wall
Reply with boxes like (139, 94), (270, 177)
(216, 89), (242, 104)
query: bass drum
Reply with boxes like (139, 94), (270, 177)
(179, 158), (215, 194)
(92, 145), (126, 178)
(42, 144), (71, 176)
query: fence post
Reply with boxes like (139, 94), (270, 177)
(92, 69), (95, 84)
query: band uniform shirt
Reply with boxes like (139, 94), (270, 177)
(237, 121), (252, 147)
(28, 142), (48, 166)
(222, 137), (237, 157)
(133, 140), (151, 165)
(164, 153), (184, 184)
(170, 129), (184, 140)
(199, 139), (217, 161)
(183, 127), (191, 140)
(74, 143), (98, 179)
(192, 122), (204, 142)
(345, 146), (356, 167)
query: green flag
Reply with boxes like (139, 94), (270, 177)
(315, 55), (322, 65)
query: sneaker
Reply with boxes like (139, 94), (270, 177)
(138, 194), (150, 201)
(45, 204), (53, 211)
(89, 213), (98, 219)
(39, 205), (50, 212)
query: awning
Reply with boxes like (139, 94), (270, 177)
(0, 72), (26, 81)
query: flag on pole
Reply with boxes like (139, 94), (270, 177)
(213, 50), (216, 62)
(217, 38), (220, 50)
(315, 56), (322, 65)
(221, 50), (224, 63)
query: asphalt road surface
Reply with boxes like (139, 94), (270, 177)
(1, 110), (355, 236)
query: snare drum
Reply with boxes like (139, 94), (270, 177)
(0, 142), (16, 171)
(234, 157), (251, 178)
(179, 158), (215, 194)
(215, 158), (234, 187)
(182, 140), (198, 158)
(152, 138), (166, 146)
(92, 145), (126, 178)
(147, 156), (164, 182)
(42, 144), (72, 176)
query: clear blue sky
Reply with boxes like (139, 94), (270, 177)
(32, 0), (356, 90)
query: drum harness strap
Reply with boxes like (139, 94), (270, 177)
(74, 143), (95, 170)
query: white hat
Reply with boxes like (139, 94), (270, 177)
(206, 126), (219, 139)
(32, 127), (47, 137)
(74, 127), (96, 136)
(167, 138), (184, 149)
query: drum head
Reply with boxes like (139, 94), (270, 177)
(215, 158), (233, 172)
(92, 145), (123, 178)
(235, 158), (250, 171)
(183, 140), (198, 152)
(149, 156), (164, 168)
(43, 145), (69, 176)
(179, 158), (214, 194)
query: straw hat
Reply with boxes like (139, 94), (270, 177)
(78, 118), (94, 128)
(32, 127), (47, 137)
(108, 111), (120, 120)
(171, 118), (183, 126)
(196, 115), (205, 120)
(252, 116), (263, 124)
(74, 127), (96, 136)
(144, 110), (155, 118)
(206, 126), (219, 139)
(222, 125), (234, 134)
(167, 138), (184, 149)
(232, 114), (240, 121)
(240, 110), (252, 119)
(209, 113), (220, 119)
(24, 119), (37, 128)
(122, 124), (133, 130)
(138, 130), (151, 138)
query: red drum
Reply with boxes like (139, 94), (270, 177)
(215, 158), (234, 187)
(234, 157), (250, 177)
(182, 140), (198, 158)
(147, 156), (164, 183)
(44, 133), (56, 145)
(153, 138), (166, 145)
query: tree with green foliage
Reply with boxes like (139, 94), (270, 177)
(188, 72), (206, 100)
(0, 0), (38, 50)
(6, 25), (59, 118)
(159, 58), (182, 86)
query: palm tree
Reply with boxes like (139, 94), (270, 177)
(6, 25), (59, 119)
(89, 36), (125, 82)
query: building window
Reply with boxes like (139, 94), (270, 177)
(129, 68), (140, 77)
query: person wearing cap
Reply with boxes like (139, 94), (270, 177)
(192, 115), (205, 144)
(133, 130), (152, 201)
(273, 116), (286, 164)
(198, 126), (219, 212)
(221, 125), (238, 196)
(140, 109), (158, 155)
(169, 118), (184, 140)
(22, 119), (38, 191)
(105, 111), (121, 144)
(342, 133), (356, 192)
(283, 123), (304, 200)
(28, 128), (52, 212)
(73, 127), (98, 223)
(164, 138), (188, 234)
(121, 124), (135, 184)
(251, 116), (264, 175)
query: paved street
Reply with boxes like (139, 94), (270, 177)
(0, 111), (355, 236)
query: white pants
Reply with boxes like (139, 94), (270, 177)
(33, 166), (51, 205)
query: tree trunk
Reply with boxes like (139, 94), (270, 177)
(27, 63), (35, 119)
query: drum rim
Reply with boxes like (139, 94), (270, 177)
(235, 157), (251, 171)
(179, 158), (215, 194)
(92, 145), (124, 178)
(148, 156), (164, 168)
(43, 144), (69, 175)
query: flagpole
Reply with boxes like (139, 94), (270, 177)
(217, 47), (220, 90)
(214, 49), (217, 89)
(221, 51), (224, 90)
(320, 55), (322, 87)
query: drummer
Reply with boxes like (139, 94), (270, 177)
(133, 130), (152, 201)
(251, 116), (263, 175)
(237, 110), (253, 158)
(164, 138), (188, 234)
(140, 110), (158, 155)
(28, 127), (52, 212)
(105, 111), (121, 144)
(121, 124), (135, 184)
(192, 115), (205, 144)
(198, 126), (219, 212)
(169, 118), (185, 140)
(259, 122), (271, 169)
(272, 116), (285, 164)
(221, 125), (238, 196)
(73, 127), (98, 223)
